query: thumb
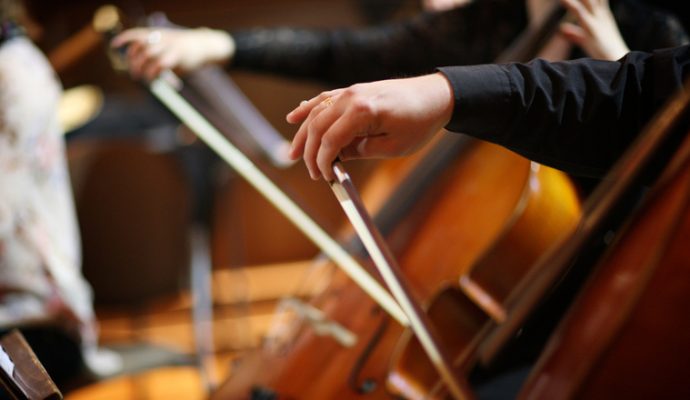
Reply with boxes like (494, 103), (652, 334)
(340, 135), (396, 160)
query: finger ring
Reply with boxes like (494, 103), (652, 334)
(321, 97), (334, 107)
(147, 30), (162, 46)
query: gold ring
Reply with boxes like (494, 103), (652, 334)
(321, 97), (334, 107)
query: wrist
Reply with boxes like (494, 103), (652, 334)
(430, 72), (455, 128)
(197, 28), (235, 65)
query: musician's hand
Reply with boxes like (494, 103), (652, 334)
(111, 27), (235, 80)
(286, 73), (454, 181)
(422, 0), (471, 12)
(559, 0), (629, 61)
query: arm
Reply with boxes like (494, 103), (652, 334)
(112, 0), (527, 85)
(288, 45), (690, 180)
(230, 0), (526, 85)
(111, 27), (235, 81)
(441, 46), (690, 176)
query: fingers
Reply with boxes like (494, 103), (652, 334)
(560, 0), (627, 60)
(111, 28), (148, 48)
(140, 56), (163, 81)
(287, 81), (412, 180)
(288, 90), (373, 181)
(312, 100), (388, 180)
(559, 22), (587, 46)
(339, 137), (367, 161)
(286, 100), (310, 125)
(583, 0), (609, 12)
(303, 103), (342, 180)
(560, 0), (593, 29)
(340, 134), (393, 161)
(286, 90), (342, 124)
(287, 90), (341, 160)
(578, 0), (596, 13)
(125, 40), (149, 78)
(287, 97), (327, 161)
(314, 109), (363, 181)
(296, 96), (346, 179)
(288, 117), (308, 162)
(560, 0), (584, 19)
(140, 45), (171, 81)
(111, 28), (167, 80)
(127, 41), (164, 80)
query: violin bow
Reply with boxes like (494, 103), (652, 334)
(329, 161), (474, 400)
(144, 70), (408, 326)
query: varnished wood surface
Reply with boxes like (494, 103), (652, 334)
(387, 149), (581, 399)
(0, 330), (62, 400)
(518, 129), (690, 400)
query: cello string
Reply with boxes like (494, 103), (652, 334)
(147, 70), (409, 327)
(330, 161), (474, 400)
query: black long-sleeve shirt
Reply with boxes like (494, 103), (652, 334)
(229, 0), (687, 86)
(438, 45), (690, 178)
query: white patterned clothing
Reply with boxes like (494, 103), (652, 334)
(0, 36), (97, 349)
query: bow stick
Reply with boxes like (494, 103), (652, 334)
(146, 70), (409, 326)
(330, 161), (474, 400)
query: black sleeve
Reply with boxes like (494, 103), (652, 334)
(438, 45), (690, 177)
(230, 0), (526, 86)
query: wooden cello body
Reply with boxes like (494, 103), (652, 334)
(385, 148), (580, 399)
(518, 116), (690, 400)
(211, 5), (580, 399)
(211, 137), (580, 399)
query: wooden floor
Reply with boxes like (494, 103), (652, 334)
(66, 260), (318, 400)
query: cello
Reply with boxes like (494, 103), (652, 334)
(211, 3), (581, 399)
(210, 138), (579, 399)
(516, 78), (690, 400)
(384, 52), (690, 400)
(105, 2), (579, 398)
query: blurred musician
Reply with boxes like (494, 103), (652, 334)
(112, 0), (685, 83)
(0, 0), (120, 390)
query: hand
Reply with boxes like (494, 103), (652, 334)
(111, 27), (235, 81)
(560, 0), (629, 61)
(286, 73), (454, 181)
(422, 0), (472, 12)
